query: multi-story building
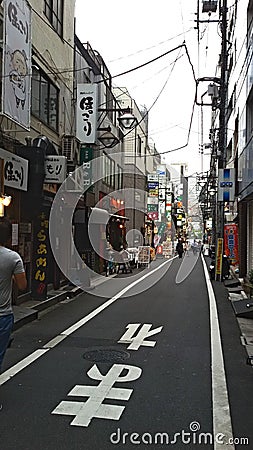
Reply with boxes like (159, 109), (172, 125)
(113, 87), (149, 247)
(0, 0), (75, 299)
(232, 0), (253, 277)
(217, 0), (253, 277)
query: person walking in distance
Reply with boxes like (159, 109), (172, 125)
(176, 239), (184, 259)
(0, 218), (27, 374)
(184, 240), (190, 256)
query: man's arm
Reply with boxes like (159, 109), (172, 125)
(14, 272), (27, 291)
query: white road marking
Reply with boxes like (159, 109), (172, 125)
(118, 323), (163, 350)
(56, 257), (176, 337)
(0, 257), (175, 385)
(52, 363), (142, 427)
(201, 254), (235, 450)
(0, 349), (49, 385)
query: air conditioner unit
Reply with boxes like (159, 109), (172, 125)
(62, 135), (80, 163)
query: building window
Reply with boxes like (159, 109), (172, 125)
(137, 135), (142, 156)
(31, 66), (59, 131)
(44, 0), (63, 36)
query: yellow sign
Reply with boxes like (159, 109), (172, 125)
(215, 238), (223, 276)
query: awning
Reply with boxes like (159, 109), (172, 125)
(110, 213), (129, 221)
(90, 207), (110, 224)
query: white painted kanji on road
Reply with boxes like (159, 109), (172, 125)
(118, 323), (163, 350)
(52, 364), (142, 427)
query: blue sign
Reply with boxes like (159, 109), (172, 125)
(218, 168), (235, 202)
(148, 182), (159, 189)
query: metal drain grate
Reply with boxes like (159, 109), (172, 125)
(83, 347), (130, 363)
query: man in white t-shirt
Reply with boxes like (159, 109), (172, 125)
(0, 217), (27, 373)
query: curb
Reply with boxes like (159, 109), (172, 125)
(13, 286), (83, 331)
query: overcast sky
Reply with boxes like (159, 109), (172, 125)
(74, 0), (221, 176)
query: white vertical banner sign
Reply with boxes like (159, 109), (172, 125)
(76, 84), (98, 144)
(2, 0), (32, 129)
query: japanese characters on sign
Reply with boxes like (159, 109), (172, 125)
(80, 146), (94, 191)
(76, 84), (98, 144)
(44, 156), (67, 184)
(224, 223), (239, 266)
(218, 168), (235, 202)
(147, 211), (159, 220)
(2, 0), (32, 129)
(31, 211), (49, 300)
(0, 148), (28, 191)
(147, 173), (159, 182)
(137, 246), (150, 266)
(215, 238), (223, 277)
(52, 323), (163, 427)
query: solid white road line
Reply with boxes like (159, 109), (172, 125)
(0, 349), (49, 386)
(0, 257), (176, 386)
(201, 253), (235, 450)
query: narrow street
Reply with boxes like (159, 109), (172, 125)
(1, 255), (253, 450)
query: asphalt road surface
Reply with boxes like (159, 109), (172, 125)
(1, 254), (253, 450)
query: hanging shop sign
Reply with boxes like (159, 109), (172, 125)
(147, 173), (158, 182)
(224, 223), (239, 266)
(147, 196), (158, 205)
(2, 0), (32, 129)
(80, 146), (94, 191)
(147, 204), (158, 212)
(44, 156), (67, 184)
(148, 188), (159, 197)
(0, 148), (28, 191)
(147, 182), (159, 190)
(147, 211), (159, 220)
(76, 84), (98, 144)
(156, 165), (166, 177)
(218, 168), (235, 202)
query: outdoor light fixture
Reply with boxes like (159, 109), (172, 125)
(0, 194), (12, 217)
(1, 194), (12, 206)
(98, 127), (120, 148)
(97, 106), (137, 148)
(117, 111), (137, 130)
(209, 187), (216, 196)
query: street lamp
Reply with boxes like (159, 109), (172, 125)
(97, 107), (137, 149)
(118, 111), (137, 130)
(97, 126), (120, 148)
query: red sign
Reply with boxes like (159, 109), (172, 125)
(224, 223), (239, 266)
(157, 245), (163, 255)
(147, 211), (159, 220)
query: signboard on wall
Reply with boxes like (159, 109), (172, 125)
(44, 156), (67, 184)
(2, 0), (32, 129)
(224, 223), (239, 266)
(0, 147), (28, 191)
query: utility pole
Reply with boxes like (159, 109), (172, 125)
(216, 0), (228, 279)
